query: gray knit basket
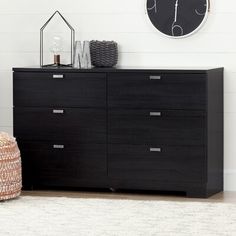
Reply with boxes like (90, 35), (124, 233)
(90, 40), (118, 68)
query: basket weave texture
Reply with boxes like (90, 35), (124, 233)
(0, 132), (22, 201)
(90, 40), (118, 68)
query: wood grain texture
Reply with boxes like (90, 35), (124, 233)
(13, 68), (223, 198)
(108, 144), (206, 183)
(14, 107), (106, 143)
(108, 72), (206, 109)
(108, 109), (206, 145)
(206, 68), (224, 196)
(18, 141), (107, 188)
(13, 72), (106, 108)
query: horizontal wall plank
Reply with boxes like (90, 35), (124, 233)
(0, 71), (12, 108)
(225, 94), (236, 113)
(224, 72), (236, 93)
(224, 171), (236, 191)
(0, 71), (12, 87)
(224, 114), (236, 170)
(0, 127), (13, 135)
(213, 0), (236, 13)
(0, 12), (235, 34)
(79, 32), (236, 54)
(0, 0), (235, 14)
(0, 0), (144, 14)
(0, 52), (234, 70)
(0, 91), (12, 108)
(2, 32), (236, 54)
(0, 108), (12, 126)
(118, 52), (234, 73)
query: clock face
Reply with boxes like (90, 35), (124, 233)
(146, 0), (209, 38)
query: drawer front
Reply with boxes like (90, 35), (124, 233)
(108, 73), (206, 109)
(13, 72), (106, 108)
(14, 108), (106, 143)
(18, 141), (107, 186)
(108, 109), (206, 146)
(108, 144), (206, 183)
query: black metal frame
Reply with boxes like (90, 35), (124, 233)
(40, 11), (75, 67)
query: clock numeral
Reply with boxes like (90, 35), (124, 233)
(172, 24), (184, 37)
(195, 2), (207, 16)
(147, 0), (158, 13)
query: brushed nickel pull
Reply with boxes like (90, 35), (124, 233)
(150, 112), (162, 117)
(53, 74), (64, 79)
(53, 145), (64, 149)
(150, 147), (162, 152)
(150, 75), (161, 80)
(53, 109), (64, 114)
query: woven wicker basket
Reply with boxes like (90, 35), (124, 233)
(90, 40), (118, 68)
(0, 132), (22, 201)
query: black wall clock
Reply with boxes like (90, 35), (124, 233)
(146, 0), (209, 38)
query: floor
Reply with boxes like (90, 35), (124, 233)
(22, 190), (236, 203)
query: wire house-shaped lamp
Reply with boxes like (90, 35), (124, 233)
(40, 11), (75, 67)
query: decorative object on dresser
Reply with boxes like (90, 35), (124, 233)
(90, 40), (118, 67)
(0, 132), (22, 201)
(146, 0), (210, 38)
(13, 67), (223, 198)
(40, 11), (75, 67)
(73, 41), (92, 69)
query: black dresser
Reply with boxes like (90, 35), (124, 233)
(13, 67), (224, 198)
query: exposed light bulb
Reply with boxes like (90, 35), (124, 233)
(50, 36), (63, 66)
(51, 36), (63, 54)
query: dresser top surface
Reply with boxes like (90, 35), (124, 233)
(13, 66), (224, 74)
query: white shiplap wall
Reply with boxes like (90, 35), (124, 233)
(0, 0), (235, 190)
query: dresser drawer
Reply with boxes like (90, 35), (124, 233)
(14, 108), (106, 143)
(108, 144), (206, 183)
(13, 72), (106, 108)
(108, 73), (206, 109)
(18, 141), (107, 186)
(108, 109), (205, 146)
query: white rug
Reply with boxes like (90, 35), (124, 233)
(0, 196), (236, 236)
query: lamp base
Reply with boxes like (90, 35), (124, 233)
(41, 64), (73, 68)
(41, 54), (73, 68)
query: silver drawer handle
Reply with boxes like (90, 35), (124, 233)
(53, 145), (64, 149)
(150, 112), (162, 117)
(53, 74), (64, 79)
(150, 75), (161, 80)
(150, 147), (162, 152)
(53, 109), (64, 114)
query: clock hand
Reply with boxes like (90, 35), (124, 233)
(174, 0), (179, 22)
(172, 0), (183, 36)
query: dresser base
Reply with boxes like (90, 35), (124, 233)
(23, 181), (223, 198)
